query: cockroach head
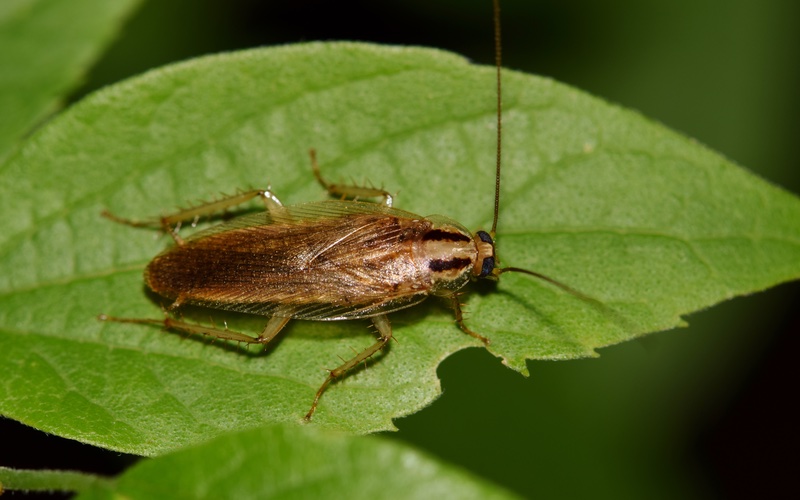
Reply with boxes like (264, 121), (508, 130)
(473, 230), (497, 279)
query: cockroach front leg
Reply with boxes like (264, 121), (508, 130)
(305, 314), (394, 421)
(310, 149), (394, 207)
(448, 293), (491, 346)
(102, 188), (284, 244)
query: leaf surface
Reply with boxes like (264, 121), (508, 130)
(76, 424), (516, 499)
(0, 0), (142, 163)
(1, 43), (798, 454)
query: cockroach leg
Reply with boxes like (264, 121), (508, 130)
(258, 314), (291, 345)
(159, 189), (283, 226)
(98, 312), (292, 347)
(158, 189), (283, 243)
(304, 314), (394, 421)
(102, 189), (283, 243)
(309, 148), (394, 207)
(449, 294), (491, 346)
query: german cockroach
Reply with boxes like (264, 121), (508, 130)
(99, 0), (586, 420)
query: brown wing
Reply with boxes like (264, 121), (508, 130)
(145, 201), (434, 320)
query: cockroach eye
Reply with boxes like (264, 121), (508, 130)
(479, 256), (495, 278)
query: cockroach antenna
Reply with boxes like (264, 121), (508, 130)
(487, 1), (592, 302)
(491, 0), (502, 237)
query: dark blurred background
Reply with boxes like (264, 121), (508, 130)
(3, 1), (797, 498)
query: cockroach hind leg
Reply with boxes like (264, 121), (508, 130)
(104, 188), (282, 243)
(97, 314), (166, 328)
(166, 296), (185, 312)
(309, 148), (394, 207)
(101, 209), (138, 226)
(101, 209), (166, 232)
(100, 311), (291, 348)
(157, 188), (280, 228)
(304, 314), (394, 421)
(165, 314), (292, 347)
(256, 315), (291, 348)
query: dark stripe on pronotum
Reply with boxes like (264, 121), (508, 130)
(422, 229), (471, 243)
(429, 258), (472, 272)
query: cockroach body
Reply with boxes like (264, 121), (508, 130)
(144, 203), (495, 321)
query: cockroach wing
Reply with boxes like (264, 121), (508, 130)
(146, 201), (439, 321)
(186, 200), (422, 239)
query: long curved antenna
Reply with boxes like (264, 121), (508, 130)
(497, 266), (600, 305)
(491, 0), (502, 236)
(497, 266), (639, 335)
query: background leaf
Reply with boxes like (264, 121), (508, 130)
(0, 0), (142, 162)
(0, 466), (111, 496)
(1, 42), (798, 457)
(71, 424), (517, 499)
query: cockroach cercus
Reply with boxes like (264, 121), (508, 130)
(99, 0), (588, 420)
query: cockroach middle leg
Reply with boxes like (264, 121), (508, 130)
(102, 188), (284, 243)
(305, 314), (394, 421)
(309, 148), (394, 207)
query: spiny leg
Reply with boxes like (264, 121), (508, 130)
(449, 293), (491, 346)
(102, 188), (284, 244)
(309, 149), (394, 207)
(305, 314), (394, 421)
(97, 312), (291, 347)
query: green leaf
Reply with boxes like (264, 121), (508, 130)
(71, 424), (517, 499)
(1, 43), (798, 455)
(0, 0), (142, 162)
(0, 425), (514, 499)
(0, 466), (112, 496)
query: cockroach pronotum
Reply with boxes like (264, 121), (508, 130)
(99, 0), (588, 420)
